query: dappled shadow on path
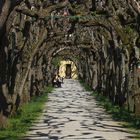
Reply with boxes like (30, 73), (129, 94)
(23, 79), (139, 140)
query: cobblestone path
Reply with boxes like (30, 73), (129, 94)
(24, 79), (136, 140)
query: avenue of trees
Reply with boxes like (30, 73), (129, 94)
(0, 0), (140, 127)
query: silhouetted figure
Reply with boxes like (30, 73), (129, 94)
(57, 75), (62, 87)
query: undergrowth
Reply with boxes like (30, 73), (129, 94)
(0, 86), (53, 140)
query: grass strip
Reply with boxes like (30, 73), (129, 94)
(0, 86), (53, 140)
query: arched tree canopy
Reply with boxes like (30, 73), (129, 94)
(0, 0), (140, 127)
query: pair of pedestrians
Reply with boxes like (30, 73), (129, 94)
(52, 75), (63, 87)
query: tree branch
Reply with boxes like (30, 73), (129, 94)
(16, 1), (69, 19)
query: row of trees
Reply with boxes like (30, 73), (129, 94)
(0, 0), (140, 127)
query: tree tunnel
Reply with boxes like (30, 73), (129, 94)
(49, 46), (80, 79)
(0, 0), (140, 127)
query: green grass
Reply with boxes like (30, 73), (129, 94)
(80, 80), (140, 138)
(0, 86), (53, 140)
(92, 92), (140, 127)
(92, 92), (140, 139)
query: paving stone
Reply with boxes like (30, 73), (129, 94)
(24, 79), (136, 140)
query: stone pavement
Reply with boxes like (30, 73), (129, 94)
(24, 79), (136, 140)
